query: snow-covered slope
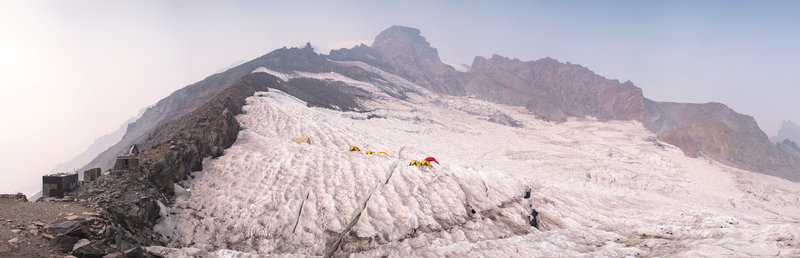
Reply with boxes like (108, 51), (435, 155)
(155, 67), (800, 257)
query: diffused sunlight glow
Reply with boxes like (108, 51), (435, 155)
(0, 0), (798, 196)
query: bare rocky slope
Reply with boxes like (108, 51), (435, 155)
(65, 25), (799, 256)
(643, 99), (800, 181)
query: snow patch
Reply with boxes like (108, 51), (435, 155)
(444, 62), (470, 72)
(155, 88), (800, 257)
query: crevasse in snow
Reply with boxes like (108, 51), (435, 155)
(155, 64), (800, 257)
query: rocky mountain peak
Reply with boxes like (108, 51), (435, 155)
(775, 120), (800, 143)
(372, 25), (441, 63)
(364, 25), (465, 95)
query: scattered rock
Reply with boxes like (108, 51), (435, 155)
(0, 192), (28, 201)
(529, 209), (540, 229)
(73, 239), (91, 251)
(66, 215), (81, 220)
(123, 246), (145, 258)
(7, 238), (19, 244)
(45, 220), (81, 236)
(0, 244), (11, 252)
(524, 187), (531, 199)
(82, 212), (101, 217)
(42, 233), (55, 240)
(10, 229), (21, 234)
(53, 234), (79, 252)
(103, 252), (124, 258)
(73, 240), (108, 258)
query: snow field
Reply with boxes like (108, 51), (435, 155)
(155, 66), (800, 257)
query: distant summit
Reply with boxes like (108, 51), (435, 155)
(372, 25), (440, 63)
(773, 120), (800, 143)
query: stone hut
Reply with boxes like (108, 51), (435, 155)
(113, 144), (140, 171)
(42, 173), (79, 198)
(83, 168), (102, 182)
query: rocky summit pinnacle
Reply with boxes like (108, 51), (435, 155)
(368, 25), (466, 95)
(775, 120), (800, 143)
(372, 25), (440, 63)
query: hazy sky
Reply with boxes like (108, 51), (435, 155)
(1, 0), (798, 195)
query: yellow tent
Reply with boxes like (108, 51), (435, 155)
(350, 146), (360, 152)
(292, 137), (310, 144)
(366, 151), (375, 154)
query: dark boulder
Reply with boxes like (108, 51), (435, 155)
(72, 241), (107, 258)
(53, 234), (80, 252)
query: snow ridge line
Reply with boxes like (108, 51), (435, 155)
(292, 191), (311, 234)
(325, 179), (381, 258)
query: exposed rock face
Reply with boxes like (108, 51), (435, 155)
(76, 56), (374, 251)
(644, 99), (800, 181)
(773, 120), (800, 143)
(467, 55), (646, 122)
(0, 193), (27, 201)
(777, 139), (800, 162)
(368, 25), (467, 95)
(81, 44), (354, 172)
(139, 74), (278, 194)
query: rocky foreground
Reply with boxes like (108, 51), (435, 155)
(0, 193), (150, 257)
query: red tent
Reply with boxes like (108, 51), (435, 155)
(424, 157), (439, 164)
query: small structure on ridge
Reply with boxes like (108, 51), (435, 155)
(83, 167), (102, 182)
(113, 145), (140, 171)
(42, 172), (79, 198)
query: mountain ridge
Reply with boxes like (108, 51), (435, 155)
(62, 25), (799, 256)
(344, 25), (800, 181)
(83, 24), (800, 185)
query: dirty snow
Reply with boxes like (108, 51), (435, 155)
(155, 74), (800, 257)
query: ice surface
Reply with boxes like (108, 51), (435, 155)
(156, 83), (800, 256)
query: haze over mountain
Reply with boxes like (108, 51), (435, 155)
(773, 120), (800, 143)
(1, 2), (799, 257)
(3, 1), (800, 197)
(42, 25), (795, 257)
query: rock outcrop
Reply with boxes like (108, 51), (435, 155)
(367, 25), (467, 95)
(81, 43), (359, 172)
(773, 120), (800, 143)
(467, 55), (645, 122)
(643, 99), (800, 181)
(74, 49), (376, 253)
(0, 193), (27, 201)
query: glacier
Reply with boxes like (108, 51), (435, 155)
(154, 66), (800, 257)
